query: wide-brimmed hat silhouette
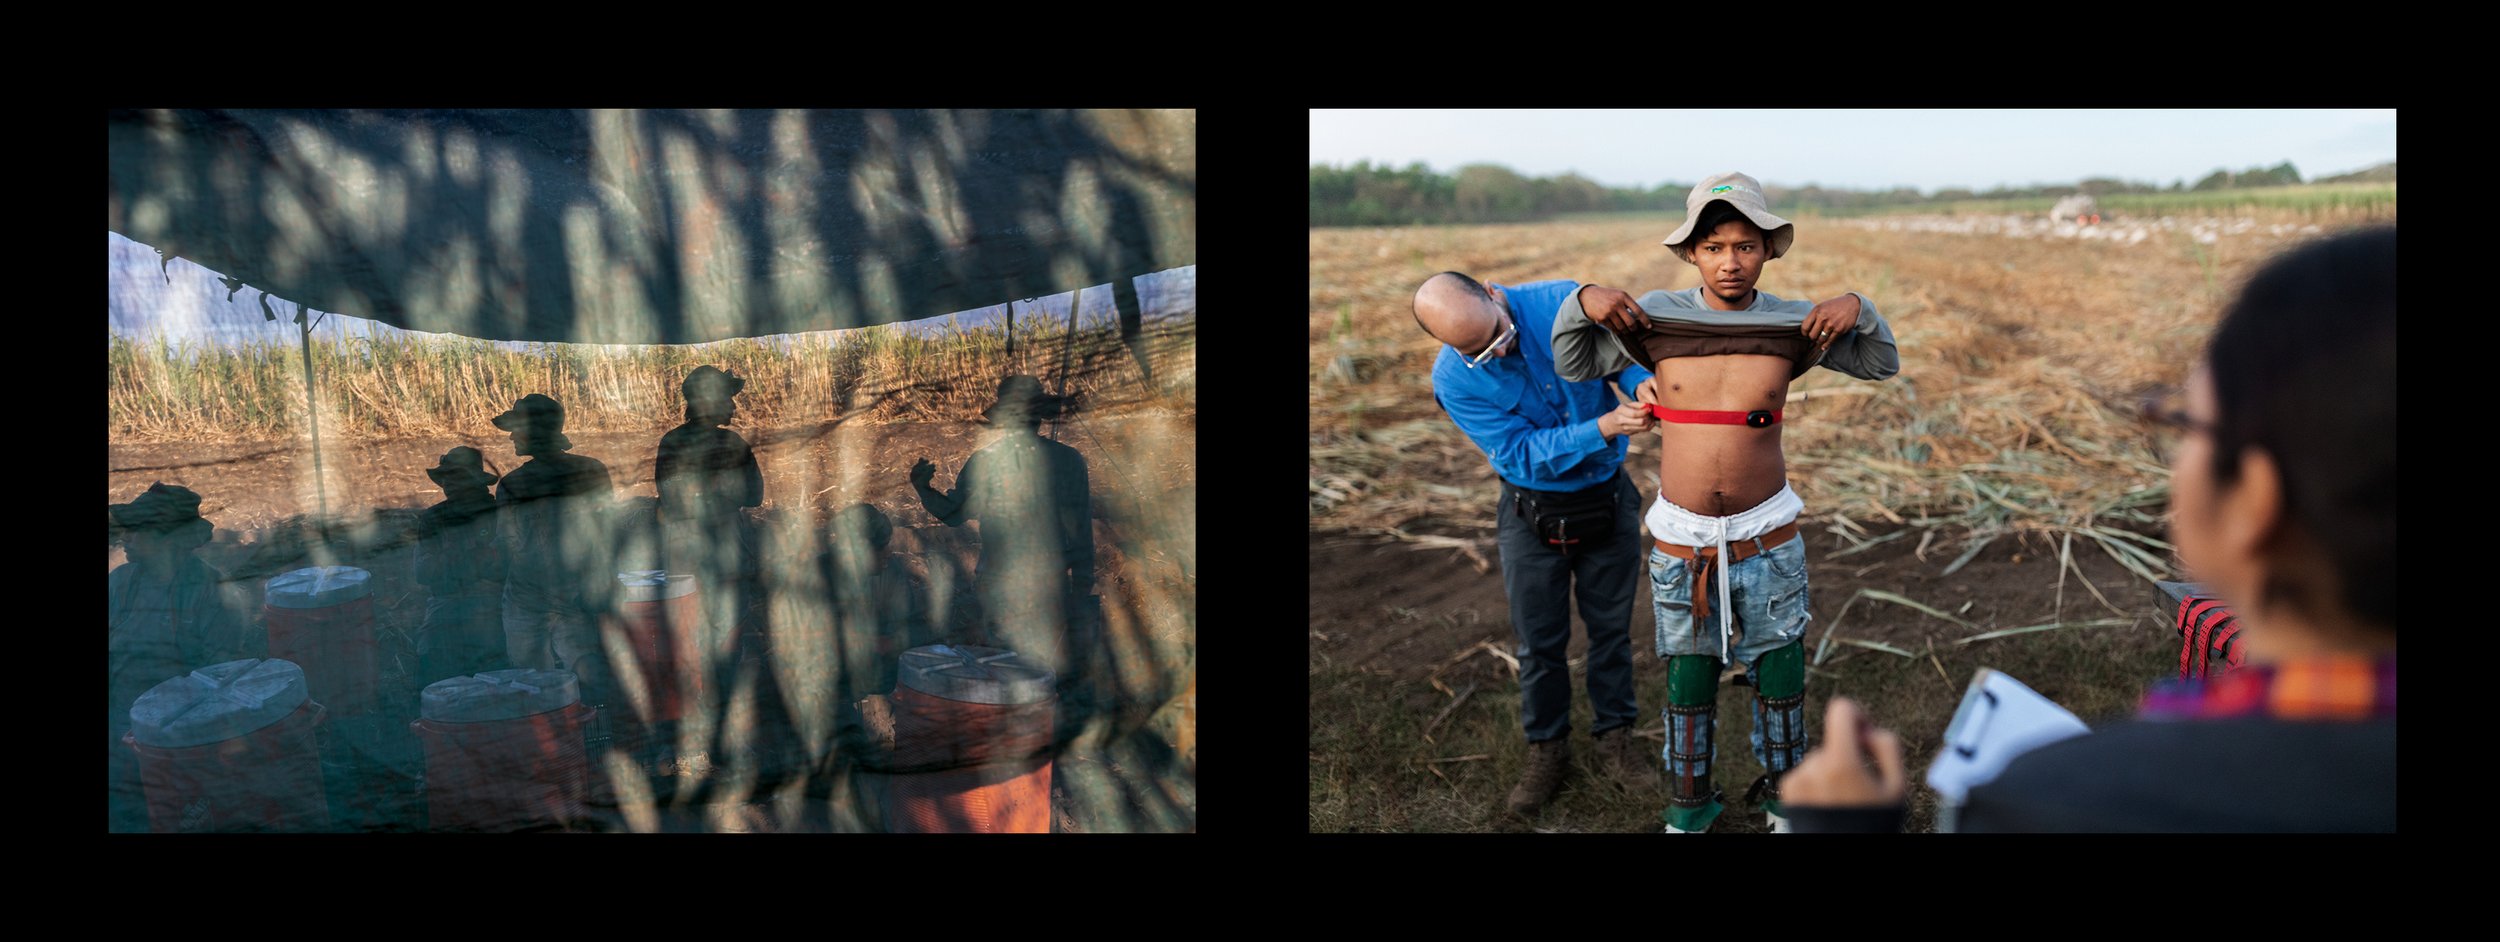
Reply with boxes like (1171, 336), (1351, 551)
(492, 393), (574, 450)
(425, 446), (500, 491)
(982, 374), (1068, 426)
(683, 365), (745, 404)
(112, 482), (209, 534)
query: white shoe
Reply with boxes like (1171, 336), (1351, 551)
(1767, 811), (1791, 833)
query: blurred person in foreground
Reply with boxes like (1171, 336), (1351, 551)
(109, 483), (264, 831)
(1413, 270), (1661, 819)
(1780, 226), (2396, 832)
(1553, 172), (1900, 832)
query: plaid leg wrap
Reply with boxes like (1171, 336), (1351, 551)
(1666, 701), (1716, 808)
(1756, 691), (1807, 776)
(1663, 655), (1724, 831)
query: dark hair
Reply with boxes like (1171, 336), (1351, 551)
(1413, 271), (1489, 336)
(2203, 226), (2396, 633)
(1676, 200), (1763, 257)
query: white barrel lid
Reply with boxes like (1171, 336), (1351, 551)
(616, 570), (698, 601)
(420, 668), (581, 723)
(130, 658), (311, 748)
(896, 644), (1056, 706)
(266, 565), (374, 608)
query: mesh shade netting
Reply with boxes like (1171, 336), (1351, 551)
(265, 593), (379, 717)
(127, 700), (331, 832)
(413, 702), (595, 832)
(883, 685), (1055, 833)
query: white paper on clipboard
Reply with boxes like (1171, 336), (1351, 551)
(1924, 669), (2091, 802)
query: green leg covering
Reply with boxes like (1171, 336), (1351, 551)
(1664, 655), (1723, 831)
(1751, 640), (1808, 817)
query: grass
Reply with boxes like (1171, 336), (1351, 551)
(1308, 601), (2176, 833)
(110, 315), (1196, 442)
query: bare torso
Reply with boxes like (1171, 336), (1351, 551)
(1651, 353), (1793, 515)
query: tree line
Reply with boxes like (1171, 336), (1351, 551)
(1311, 160), (2321, 227)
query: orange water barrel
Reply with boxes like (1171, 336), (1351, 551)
(265, 566), (379, 717)
(414, 669), (592, 832)
(125, 658), (331, 832)
(887, 644), (1056, 833)
(608, 571), (706, 725)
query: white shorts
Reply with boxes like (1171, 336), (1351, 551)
(1645, 484), (1803, 548)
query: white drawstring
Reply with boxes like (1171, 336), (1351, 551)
(1716, 517), (1734, 662)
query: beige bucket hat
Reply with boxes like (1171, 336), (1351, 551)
(1663, 171), (1795, 263)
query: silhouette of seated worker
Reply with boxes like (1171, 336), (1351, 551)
(654, 366), (763, 653)
(822, 502), (936, 740)
(911, 375), (1098, 702)
(109, 482), (265, 832)
(414, 447), (508, 686)
(490, 394), (616, 727)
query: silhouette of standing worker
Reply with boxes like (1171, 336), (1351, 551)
(491, 395), (615, 717)
(654, 365), (763, 661)
(912, 375), (1096, 690)
(109, 482), (264, 832)
(414, 446), (507, 685)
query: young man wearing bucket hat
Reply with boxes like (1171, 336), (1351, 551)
(1548, 172), (1902, 832)
(911, 376), (1097, 695)
(415, 446), (508, 684)
(1415, 270), (1663, 819)
(109, 482), (264, 831)
(490, 394), (617, 715)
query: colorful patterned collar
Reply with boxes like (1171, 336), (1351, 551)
(2140, 653), (2395, 721)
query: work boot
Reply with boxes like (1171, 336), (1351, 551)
(1746, 774), (1790, 833)
(1592, 726), (1663, 791)
(1505, 737), (1571, 817)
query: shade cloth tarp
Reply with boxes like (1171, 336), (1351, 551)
(108, 109), (1194, 346)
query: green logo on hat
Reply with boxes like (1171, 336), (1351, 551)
(1711, 185), (1734, 193)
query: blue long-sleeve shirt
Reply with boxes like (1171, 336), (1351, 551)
(1431, 279), (1652, 493)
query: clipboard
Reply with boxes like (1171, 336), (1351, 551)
(1924, 668), (2090, 803)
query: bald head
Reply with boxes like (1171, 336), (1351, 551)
(1413, 271), (1510, 356)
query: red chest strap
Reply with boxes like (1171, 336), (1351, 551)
(1650, 406), (1782, 428)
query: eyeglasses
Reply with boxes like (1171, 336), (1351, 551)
(1461, 314), (1517, 369)
(2137, 386), (2218, 460)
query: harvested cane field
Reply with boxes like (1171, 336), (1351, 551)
(110, 318), (1197, 833)
(1307, 205), (2394, 832)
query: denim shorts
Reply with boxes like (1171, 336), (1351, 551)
(1648, 534), (1812, 667)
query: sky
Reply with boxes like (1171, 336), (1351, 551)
(109, 231), (1195, 351)
(1308, 109), (2397, 194)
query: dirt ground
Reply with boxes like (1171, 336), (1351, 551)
(1309, 510), (2187, 833)
(109, 408), (1196, 833)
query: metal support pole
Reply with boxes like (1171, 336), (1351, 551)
(299, 303), (329, 527)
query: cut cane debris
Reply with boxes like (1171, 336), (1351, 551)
(1836, 638), (1917, 658)
(1858, 589), (1980, 629)
(1957, 618), (2130, 645)
(1420, 682), (1478, 744)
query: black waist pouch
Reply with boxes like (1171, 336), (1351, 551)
(1512, 475), (1620, 554)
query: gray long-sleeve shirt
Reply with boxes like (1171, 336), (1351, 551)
(1551, 286), (1899, 383)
